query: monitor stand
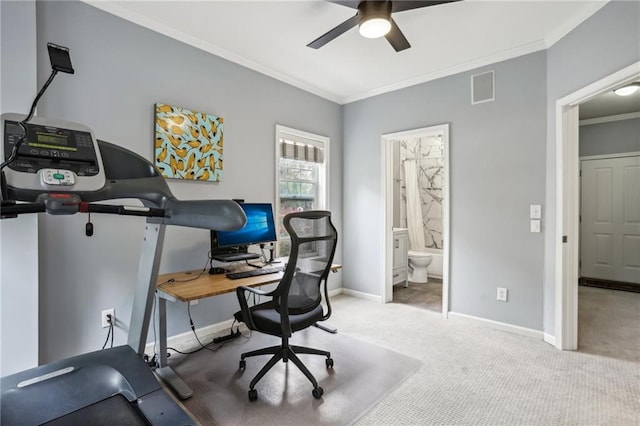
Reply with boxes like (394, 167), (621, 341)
(211, 252), (260, 262)
(209, 251), (262, 274)
(261, 242), (281, 264)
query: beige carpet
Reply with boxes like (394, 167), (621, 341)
(578, 285), (640, 362)
(167, 289), (639, 425)
(171, 326), (422, 425)
(327, 294), (640, 425)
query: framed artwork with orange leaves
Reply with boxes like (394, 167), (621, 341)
(154, 103), (223, 181)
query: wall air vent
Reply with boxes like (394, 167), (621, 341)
(471, 70), (495, 105)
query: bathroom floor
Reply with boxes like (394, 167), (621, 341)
(392, 278), (442, 312)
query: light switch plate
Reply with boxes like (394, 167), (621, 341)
(530, 204), (542, 219)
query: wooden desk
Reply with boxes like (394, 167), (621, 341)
(157, 268), (284, 302)
(154, 263), (341, 400)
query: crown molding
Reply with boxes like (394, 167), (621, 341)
(83, 0), (609, 106)
(341, 39), (547, 104)
(544, 1), (609, 48)
(83, 1), (343, 104)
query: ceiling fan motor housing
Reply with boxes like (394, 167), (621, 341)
(358, 1), (392, 23)
(308, 0), (456, 51)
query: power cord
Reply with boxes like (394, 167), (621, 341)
(144, 353), (159, 369)
(184, 303), (241, 354)
(158, 256), (210, 287)
(153, 255), (233, 360)
(101, 313), (114, 350)
(151, 292), (158, 365)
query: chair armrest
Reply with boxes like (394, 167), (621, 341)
(321, 277), (332, 321)
(235, 285), (278, 330)
(236, 285), (276, 297)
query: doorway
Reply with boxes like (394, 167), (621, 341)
(381, 124), (450, 316)
(580, 153), (640, 288)
(555, 61), (640, 350)
(577, 149), (640, 359)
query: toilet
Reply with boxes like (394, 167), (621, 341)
(408, 250), (433, 283)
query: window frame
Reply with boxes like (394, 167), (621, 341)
(274, 125), (329, 257)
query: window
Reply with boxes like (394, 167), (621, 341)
(275, 125), (329, 257)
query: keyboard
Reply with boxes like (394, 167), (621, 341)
(226, 266), (284, 280)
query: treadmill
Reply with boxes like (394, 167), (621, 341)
(0, 112), (246, 425)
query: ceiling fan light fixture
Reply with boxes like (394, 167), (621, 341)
(358, 1), (392, 39)
(613, 82), (640, 96)
(359, 18), (391, 38)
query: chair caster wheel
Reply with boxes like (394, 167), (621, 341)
(248, 389), (258, 401)
(325, 358), (334, 368)
(239, 359), (246, 370)
(312, 386), (324, 399)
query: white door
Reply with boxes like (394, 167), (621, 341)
(580, 155), (640, 283)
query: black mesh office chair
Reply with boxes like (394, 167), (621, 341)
(234, 210), (338, 401)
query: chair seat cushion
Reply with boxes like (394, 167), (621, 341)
(234, 301), (324, 336)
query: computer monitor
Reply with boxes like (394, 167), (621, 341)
(211, 203), (277, 252)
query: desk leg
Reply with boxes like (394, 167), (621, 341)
(156, 297), (194, 400)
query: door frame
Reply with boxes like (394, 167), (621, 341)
(381, 124), (450, 316)
(554, 61), (640, 350)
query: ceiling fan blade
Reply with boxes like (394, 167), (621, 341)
(307, 14), (360, 49)
(391, 0), (461, 13)
(385, 18), (410, 52)
(327, 0), (360, 9)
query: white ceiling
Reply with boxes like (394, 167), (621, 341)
(579, 86), (640, 120)
(86, 0), (611, 105)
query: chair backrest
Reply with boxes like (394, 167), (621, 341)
(275, 211), (337, 324)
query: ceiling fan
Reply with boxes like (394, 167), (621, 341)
(307, 1), (461, 52)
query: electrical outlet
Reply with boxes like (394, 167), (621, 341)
(497, 287), (508, 302)
(102, 308), (115, 328)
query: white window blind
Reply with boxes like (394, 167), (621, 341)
(280, 138), (324, 163)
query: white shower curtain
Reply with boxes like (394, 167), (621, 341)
(403, 160), (425, 251)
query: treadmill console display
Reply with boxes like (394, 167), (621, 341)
(1, 113), (106, 193)
(4, 120), (99, 174)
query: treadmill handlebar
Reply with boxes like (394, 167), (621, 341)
(1, 195), (165, 218)
(80, 203), (165, 217)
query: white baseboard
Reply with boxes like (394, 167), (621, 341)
(543, 332), (556, 346)
(448, 312), (544, 340)
(328, 287), (343, 298)
(340, 288), (382, 303)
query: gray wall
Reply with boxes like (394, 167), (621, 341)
(0, 0), (40, 376)
(4, 0), (638, 365)
(343, 52), (547, 330)
(543, 0), (640, 336)
(32, 1), (342, 363)
(580, 118), (640, 157)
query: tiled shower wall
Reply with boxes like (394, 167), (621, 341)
(399, 134), (444, 249)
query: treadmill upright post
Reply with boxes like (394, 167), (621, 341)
(128, 220), (166, 355)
